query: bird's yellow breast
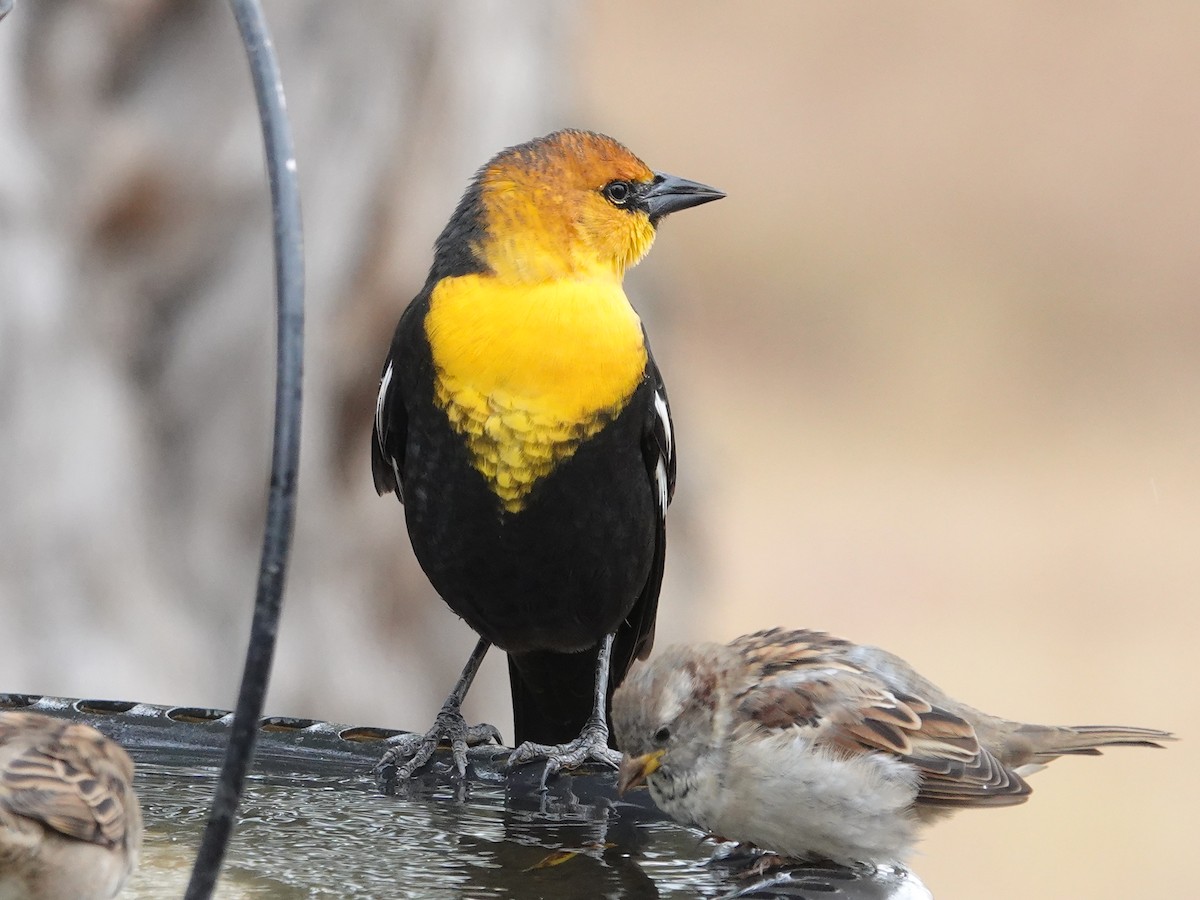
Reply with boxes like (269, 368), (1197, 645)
(426, 274), (648, 512)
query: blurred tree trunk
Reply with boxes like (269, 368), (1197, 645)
(0, 0), (575, 730)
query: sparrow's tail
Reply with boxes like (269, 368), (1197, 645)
(1011, 723), (1175, 766)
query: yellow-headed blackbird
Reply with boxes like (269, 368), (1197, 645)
(371, 130), (723, 782)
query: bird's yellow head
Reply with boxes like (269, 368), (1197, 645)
(441, 129), (723, 285)
(420, 132), (721, 513)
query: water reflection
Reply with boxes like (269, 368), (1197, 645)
(126, 761), (930, 899)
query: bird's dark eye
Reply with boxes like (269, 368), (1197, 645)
(603, 180), (633, 207)
(653, 726), (671, 744)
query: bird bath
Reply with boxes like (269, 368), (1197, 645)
(0, 694), (930, 899)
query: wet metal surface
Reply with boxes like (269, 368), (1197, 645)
(0, 695), (930, 899)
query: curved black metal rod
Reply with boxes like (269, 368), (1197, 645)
(184, 1), (305, 897)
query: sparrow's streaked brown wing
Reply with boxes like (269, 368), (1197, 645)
(731, 628), (1032, 809)
(0, 714), (135, 848)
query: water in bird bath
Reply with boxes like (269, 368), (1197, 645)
(2, 697), (928, 899)
(125, 762), (929, 899)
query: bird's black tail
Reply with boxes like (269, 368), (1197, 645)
(508, 646), (617, 747)
(506, 528), (661, 748)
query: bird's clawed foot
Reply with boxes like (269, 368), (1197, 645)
(374, 704), (502, 787)
(507, 718), (622, 790)
(742, 851), (792, 879)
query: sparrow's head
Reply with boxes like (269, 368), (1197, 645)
(613, 642), (735, 797)
(435, 129), (724, 284)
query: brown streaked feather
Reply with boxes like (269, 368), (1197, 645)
(738, 685), (821, 730)
(0, 713), (135, 849)
(915, 745), (1032, 807)
(734, 628), (855, 676)
(893, 692), (933, 716)
(730, 628), (1032, 809)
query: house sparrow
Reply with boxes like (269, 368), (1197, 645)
(0, 711), (142, 899)
(613, 628), (1173, 867)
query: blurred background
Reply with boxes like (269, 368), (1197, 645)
(0, 2), (1195, 898)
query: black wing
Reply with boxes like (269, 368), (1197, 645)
(370, 361), (403, 499)
(371, 294), (430, 501)
(612, 346), (676, 681)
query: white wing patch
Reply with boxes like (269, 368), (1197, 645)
(376, 361), (393, 441)
(653, 389), (672, 458)
(376, 361), (405, 500)
(655, 458), (669, 521)
(652, 386), (673, 521)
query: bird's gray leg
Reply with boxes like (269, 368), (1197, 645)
(375, 637), (503, 784)
(508, 632), (622, 789)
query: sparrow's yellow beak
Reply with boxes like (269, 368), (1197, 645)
(617, 749), (665, 796)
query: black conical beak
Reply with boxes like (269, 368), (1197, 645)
(641, 173), (725, 224)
